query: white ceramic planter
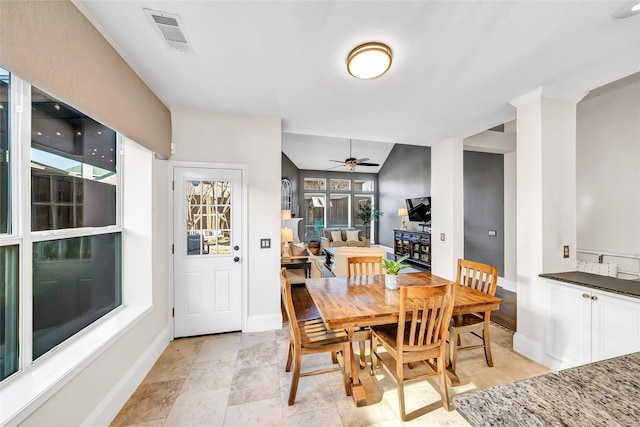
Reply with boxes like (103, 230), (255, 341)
(384, 274), (399, 290)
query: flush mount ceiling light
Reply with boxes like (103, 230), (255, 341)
(347, 42), (392, 79)
(612, 1), (640, 18)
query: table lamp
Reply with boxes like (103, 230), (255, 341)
(281, 227), (294, 258)
(398, 208), (408, 230)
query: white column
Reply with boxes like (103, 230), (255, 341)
(510, 86), (586, 363)
(431, 137), (464, 280)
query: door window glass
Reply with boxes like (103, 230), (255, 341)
(186, 180), (231, 255)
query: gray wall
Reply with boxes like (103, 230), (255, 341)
(378, 144), (431, 248)
(463, 151), (504, 275)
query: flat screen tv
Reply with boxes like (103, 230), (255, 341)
(405, 197), (431, 223)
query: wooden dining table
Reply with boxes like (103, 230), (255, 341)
(305, 271), (503, 406)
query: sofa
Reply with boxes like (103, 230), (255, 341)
(320, 228), (369, 251)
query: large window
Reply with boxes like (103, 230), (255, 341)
(0, 70), (122, 381)
(301, 174), (378, 243)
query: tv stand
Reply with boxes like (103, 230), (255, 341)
(394, 229), (431, 270)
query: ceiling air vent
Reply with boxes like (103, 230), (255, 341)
(144, 8), (193, 53)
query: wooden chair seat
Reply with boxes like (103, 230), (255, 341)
(298, 317), (349, 346)
(451, 313), (484, 328)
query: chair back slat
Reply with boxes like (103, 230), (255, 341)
(346, 256), (383, 277)
(456, 259), (498, 296)
(398, 283), (455, 352)
(280, 268), (301, 345)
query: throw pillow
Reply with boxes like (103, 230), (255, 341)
(331, 230), (344, 242)
(346, 230), (360, 242)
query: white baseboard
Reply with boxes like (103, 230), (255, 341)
(513, 332), (544, 365)
(83, 325), (171, 427)
(246, 313), (283, 333)
(498, 277), (517, 293)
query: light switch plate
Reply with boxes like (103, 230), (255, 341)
(488, 230), (497, 237)
(440, 233), (445, 241)
(260, 238), (271, 249)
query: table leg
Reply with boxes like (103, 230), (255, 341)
(347, 330), (367, 406)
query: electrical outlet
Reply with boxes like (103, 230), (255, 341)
(563, 245), (569, 258)
(440, 233), (445, 241)
(260, 238), (271, 249)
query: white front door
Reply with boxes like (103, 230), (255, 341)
(173, 166), (243, 337)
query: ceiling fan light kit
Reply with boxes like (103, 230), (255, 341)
(347, 42), (392, 79)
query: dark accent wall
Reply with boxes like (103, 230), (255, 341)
(378, 144), (431, 248)
(463, 151), (504, 275)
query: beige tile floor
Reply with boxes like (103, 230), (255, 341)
(111, 323), (549, 426)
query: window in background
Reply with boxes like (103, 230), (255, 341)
(329, 194), (349, 228)
(354, 179), (374, 192)
(354, 195), (376, 242)
(303, 193), (325, 241)
(303, 178), (326, 191)
(330, 178), (350, 191)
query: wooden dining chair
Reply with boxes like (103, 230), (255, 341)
(370, 283), (456, 420)
(280, 268), (352, 405)
(448, 258), (498, 372)
(346, 256), (384, 369)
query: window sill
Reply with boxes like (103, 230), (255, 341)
(0, 305), (153, 427)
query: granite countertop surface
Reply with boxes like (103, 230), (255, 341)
(453, 352), (640, 426)
(540, 271), (640, 299)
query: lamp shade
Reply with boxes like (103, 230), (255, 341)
(281, 209), (292, 220)
(281, 228), (294, 243)
(398, 208), (409, 216)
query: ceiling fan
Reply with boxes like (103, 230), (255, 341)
(328, 139), (380, 171)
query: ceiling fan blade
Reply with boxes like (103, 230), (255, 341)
(356, 162), (380, 166)
(326, 164), (346, 170)
(329, 159), (345, 163)
(355, 158), (369, 163)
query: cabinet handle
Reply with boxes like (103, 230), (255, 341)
(582, 293), (590, 299)
(591, 295), (598, 301)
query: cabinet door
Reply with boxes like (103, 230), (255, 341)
(544, 280), (592, 369)
(591, 290), (640, 362)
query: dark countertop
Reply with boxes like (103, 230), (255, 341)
(540, 271), (640, 299)
(453, 352), (640, 426)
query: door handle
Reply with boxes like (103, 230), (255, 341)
(591, 295), (598, 301)
(582, 293), (590, 299)
(234, 256), (240, 262)
(234, 245), (239, 251)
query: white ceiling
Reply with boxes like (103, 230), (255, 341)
(74, 1), (640, 171)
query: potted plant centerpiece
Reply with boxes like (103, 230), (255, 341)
(381, 255), (409, 290)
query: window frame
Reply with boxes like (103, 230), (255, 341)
(2, 74), (125, 377)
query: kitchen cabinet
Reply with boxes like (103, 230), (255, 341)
(544, 279), (640, 370)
